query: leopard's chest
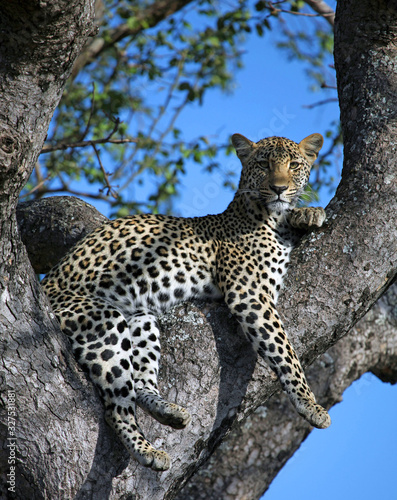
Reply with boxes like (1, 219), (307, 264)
(234, 223), (295, 299)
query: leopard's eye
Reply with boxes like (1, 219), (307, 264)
(289, 161), (300, 170)
(257, 159), (269, 170)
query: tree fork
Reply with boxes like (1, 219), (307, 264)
(0, 0), (396, 498)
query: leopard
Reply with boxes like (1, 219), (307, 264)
(42, 132), (331, 472)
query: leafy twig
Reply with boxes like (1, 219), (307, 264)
(40, 137), (137, 154)
(92, 144), (118, 199)
(79, 83), (96, 142)
(70, 0), (196, 80)
(40, 115), (136, 154)
(303, 97), (338, 109)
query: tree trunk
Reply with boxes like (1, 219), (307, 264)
(1, 0), (396, 499)
(0, 2), (101, 498)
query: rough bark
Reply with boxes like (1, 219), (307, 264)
(0, 0), (396, 499)
(16, 197), (108, 274)
(0, 2), (100, 498)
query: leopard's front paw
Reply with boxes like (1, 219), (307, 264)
(289, 207), (326, 230)
(297, 400), (331, 429)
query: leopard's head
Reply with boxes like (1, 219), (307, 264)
(232, 133), (323, 212)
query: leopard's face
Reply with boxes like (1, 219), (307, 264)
(232, 133), (323, 212)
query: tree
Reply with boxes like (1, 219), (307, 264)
(0, 1), (396, 499)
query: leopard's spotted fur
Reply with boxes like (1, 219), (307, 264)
(42, 133), (331, 471)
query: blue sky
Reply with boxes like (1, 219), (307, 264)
(266, 373), (397, 500)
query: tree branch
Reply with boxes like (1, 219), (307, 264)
(303, 97), (338, 109)
(71, 0), (195, 80)
(16, 197), (108, 274)
(303, 0), (335, 26)
(40, 137), (137, 154)
(175, 282), (397, 499)
(40, 114), (137, 154)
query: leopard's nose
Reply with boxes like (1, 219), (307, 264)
(270, 185), (288, 195)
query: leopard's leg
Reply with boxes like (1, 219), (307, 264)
(54, 296), (171, 471)
(128, 309), (191, 429)
(223, 290), (331, 429)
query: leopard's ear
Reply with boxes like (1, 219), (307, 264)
(299, 133), (324, 163)
(232, 133), (256, 161)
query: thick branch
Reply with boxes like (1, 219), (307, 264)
(174, 283), (397, 499)
(16, 197), (108, 274)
